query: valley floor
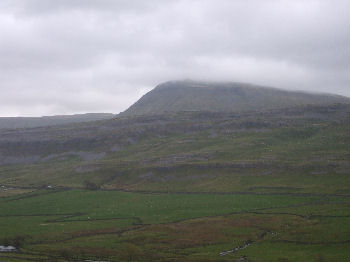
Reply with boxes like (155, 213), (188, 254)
(1, 188), (350, 261)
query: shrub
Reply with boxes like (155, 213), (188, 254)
(83, 180), (100, 190)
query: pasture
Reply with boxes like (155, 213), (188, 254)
(1, 189), (349, 261)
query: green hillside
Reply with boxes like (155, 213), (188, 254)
(0, 113), (115, 129)
(122, 80), (350, 116)
(0, 103), (349, 194)
(1, 82), (350, 261)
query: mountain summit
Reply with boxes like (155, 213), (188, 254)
(122, 80), (350, 116)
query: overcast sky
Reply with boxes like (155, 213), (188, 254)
(0, 0), (349, 116)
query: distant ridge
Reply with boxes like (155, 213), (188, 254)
(0, 113), (115, 129)
(122, 80), (350, 116)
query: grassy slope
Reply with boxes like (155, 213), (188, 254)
(0, 104), (349, 261)
(1, 109), (348, 195)
(99, 121), (350, 194)
(0, 113), (115, 129)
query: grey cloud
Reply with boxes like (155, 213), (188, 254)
(0, 0), (158, 16)
(0, 0), (349, 116)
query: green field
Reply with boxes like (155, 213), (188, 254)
(1, 189), (350, 261)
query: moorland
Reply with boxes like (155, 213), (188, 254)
(1, 81), (350, 261)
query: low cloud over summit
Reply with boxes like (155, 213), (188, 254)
(0, 0), (349, 116)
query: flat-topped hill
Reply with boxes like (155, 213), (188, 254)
(122, 80), (350, 116)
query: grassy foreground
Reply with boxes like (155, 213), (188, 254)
(1, 189), (350, 261)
